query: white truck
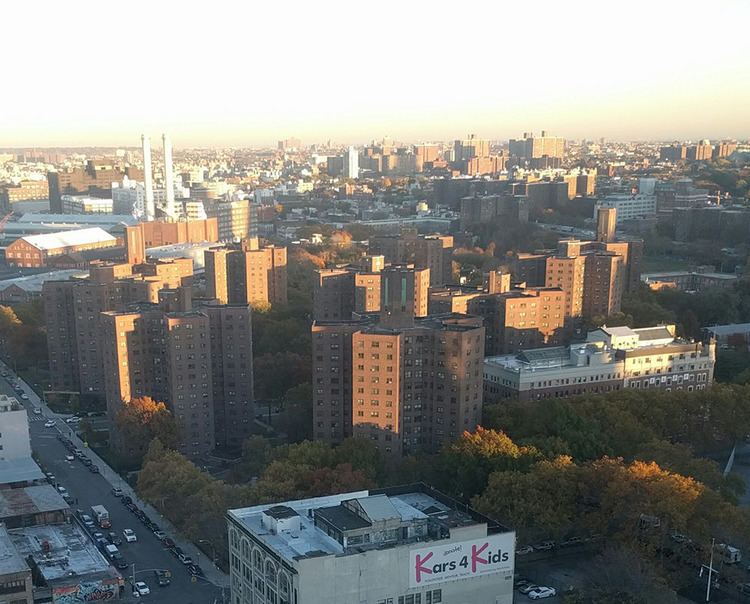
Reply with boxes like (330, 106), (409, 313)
(715, 543), (742, 564)
(91, 505), (111, 529)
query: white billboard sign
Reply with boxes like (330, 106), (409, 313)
(408, 533), (515, 588)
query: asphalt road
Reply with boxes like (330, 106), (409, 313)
(1, 367), (227, 604)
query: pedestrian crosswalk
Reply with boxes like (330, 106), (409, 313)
(28, 412), (46, 422)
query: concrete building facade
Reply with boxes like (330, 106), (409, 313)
(0, 396), (31, 462)
(484, 324), (716, 402)
(228, 485), (515, 604)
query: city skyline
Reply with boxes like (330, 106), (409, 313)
(3, 0), (749, 147)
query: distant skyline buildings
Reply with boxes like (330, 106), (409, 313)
(2, 2), (748, 147)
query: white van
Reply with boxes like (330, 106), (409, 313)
(715, 543), (742, 564)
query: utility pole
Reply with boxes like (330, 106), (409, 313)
(706, 537), (715, 602)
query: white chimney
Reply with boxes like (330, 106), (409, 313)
(162, 134), (175, 219)
(141, 135), (155, 221)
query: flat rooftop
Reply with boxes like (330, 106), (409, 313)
(706, 323), (750, 336)
(9, 523), (115, 584)
(0, 457), (45, 486)
(0, 524), (28, 576)
(0, 269), (88, 293)
(643, 271), (738, 280)
(229, 486), (490, 565)
(0, 485), (69, 520)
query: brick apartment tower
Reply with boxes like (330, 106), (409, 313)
(205, 238), (288, 307)
(100, 292), (254, 459)
(312, 265), (484, 456)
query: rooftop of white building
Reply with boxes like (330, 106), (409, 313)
(485, 324), (684, 373)
(229, 485), (504, 565)
(19, 227), (116, 251)
(9, 523), (116, 584)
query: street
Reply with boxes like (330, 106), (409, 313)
(1, 362), (228, 604)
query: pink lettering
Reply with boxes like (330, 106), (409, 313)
(415, 552), (433, 583)
(471, 543), (489, 572)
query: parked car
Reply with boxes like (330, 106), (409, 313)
(89, 465), (100, 474)
(65, 417), (80, 424)
(162, 537), (175, 548)
(81, 514), (95, 529)
(187, 564), (203, 576)
(153, 530), (166, 541)
(670, 533), (689, 544)
(533, 541), (556, 551)
(112, 488), (123, 498)
(154, 570), (171, 586)
(20, 393), (29, 401)
(560, 536), (583, 548)
(112, 554), (129, 570)
(134, 581), (150, 596)
(528, 586), (557, 600)
(108, 532), (122, 546)
(170, 546), (184, 558)
(123, 529), (137, 543)
(121, 495), (132, 505)
(518, 583), (540, 594)
(177, 552), (193, 565)
(516, 545), (535, 555)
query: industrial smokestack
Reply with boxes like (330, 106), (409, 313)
(141, 135), (155, 221)
(162, 134), (175, 219)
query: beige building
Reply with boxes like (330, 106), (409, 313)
(205, 199), (258, 241)
(545, 253), (586, 319)
(484, 324), (716, 402)
(589, 325), (716, 391)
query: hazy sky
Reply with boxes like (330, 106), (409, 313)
(2, 0), (749, 147)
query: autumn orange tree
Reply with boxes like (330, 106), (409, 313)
(473, 453), (750, 549)
(114, 396), (180, 465)
(433, 427), (540, 500)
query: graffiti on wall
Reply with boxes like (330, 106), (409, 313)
(55, 580), (116, 603)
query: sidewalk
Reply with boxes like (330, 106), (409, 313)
(0, 360), (230, 589)
(64, 428), (230, 589)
